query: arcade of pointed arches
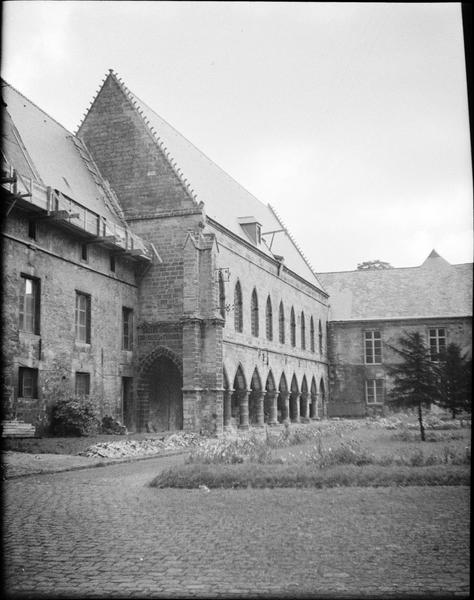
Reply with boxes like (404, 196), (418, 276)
(222, 363), (327, 429)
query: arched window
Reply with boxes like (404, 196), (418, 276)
(290, 307), (296, 347)
(266, 295), (273, 341)
(251, 288), (259, 337)
(279, 302), (285, 344)
(234, 281), (243, 332)
(218, 271), (226, 320)
(319, 319), (323, 354)
(301, 311), (306, 350)
(310, 317), (315, 353)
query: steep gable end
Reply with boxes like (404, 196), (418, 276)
(77, 71), (197, 218)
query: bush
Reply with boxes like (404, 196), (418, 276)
(101, 415), (126, 435)
(50, 397), (100, 437)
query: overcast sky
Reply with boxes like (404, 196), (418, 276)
(2, 1), (472, 272)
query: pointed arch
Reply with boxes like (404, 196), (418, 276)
(301, 311), (306, 350)
(265, 295), (273, 341)
(250, 367), (262, 391)
(234, 280), (243, 332)
(251, 288), (259, 337)
(301, 375), (308, 394)
(290, 374), (299, 394)
(218, 271), (226, 319)
(290, 307), (296, 347)
(310, 316), (315, 353)
(309, 376), (318, 420)
(278, 372), (288, 393)
(310, 376), (317, 396)
(233, 364), (247, 390)
(223, 367), (230, 390)
(279, 301), (285, 344)
(265, 370), (276, 392)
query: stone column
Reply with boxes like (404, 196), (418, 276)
(266, 391), (278, 426)
(223, 388), (233, 430)
(239, 389), (250, 429)
(310, 393), (318, 419)
(291, 393), (300, 423)
(280, 391), (290, 424)
(255, 391), (265, 428)
(301, 392), (310, 422)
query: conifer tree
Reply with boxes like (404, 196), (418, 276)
(436, 343), (471, 418)
(388, 331), (438, 441)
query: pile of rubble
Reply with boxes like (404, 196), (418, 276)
(79, 432), (203, 459)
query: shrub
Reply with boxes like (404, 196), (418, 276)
(101, 415), (126, 435)
(50, 397), (100, 437)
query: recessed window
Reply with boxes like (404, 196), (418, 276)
(234, 281), (243, 332)
(429, 328), (446, 361)
(365, 331), (382, 364)
(19, 367), (38, 398)
(366, 379), (384, 404)
(81, 244), (88, 262)
(310, 317), (315, 353)
(110, 255), (116, 272)
(318, 320), (323, 354)
(301, 311), (306, 350)
(19, 275), (40, 334)
(28, 220), (37, 240)
(122, 307), (133, 350)
(218, 272), (226, 319)
(279, 302), (285, 344)
(266, 296), (273, 341)
(251, 289), (259, 337)
(290, 307), (296, 347)
(75, 292), (91, 343)
(75, 372), (90, 397)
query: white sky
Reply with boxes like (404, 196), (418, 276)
(2, 1), (472, 272)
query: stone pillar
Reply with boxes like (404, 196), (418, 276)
(301, 392), (310, 422)
(280, 391), (290, 424)
(310, 393), (318, 419)
(267, 391), (278, 426)
(239, 389), (250, 429)
(181, 387), (202, 432)
(291, 393), (300, 423)
(255, 391), (265, 428)
(223, 388), (233, 430)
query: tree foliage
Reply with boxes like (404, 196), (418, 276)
(388, 331), (438, 441)
(435, 343), (471, 418)
(357, 259), (393, 270)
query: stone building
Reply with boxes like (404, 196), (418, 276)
(318, 251), (473, 417)
(2, 73), (330, 434)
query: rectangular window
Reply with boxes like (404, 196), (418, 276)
(75, 372), (90, 397)
(429, 328), (446, 361)
(75, 292), (91, 343)
(81, 243), (88, 262)
(19, 275), (40, 334)
(19, 367), (38, 398)
(364, 331), (382, 364)
(122, 307), (133, 350)
(110, 254), (116, 272)
(366, 379), (384, 404)
(28, 219), (37, 240)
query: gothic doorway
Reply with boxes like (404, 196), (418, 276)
(147, 356), (183, 431)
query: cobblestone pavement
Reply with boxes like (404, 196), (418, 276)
(3, 455), (470, 598)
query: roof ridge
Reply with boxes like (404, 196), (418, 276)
(268, 204), (319, 278)
(1, 79), (73, 135)
(107, 70), (201, 208)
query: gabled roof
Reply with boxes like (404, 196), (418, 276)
(94, 72), (324, 289)
(318, 251), (473, 321)
(1, 80), (125, 225)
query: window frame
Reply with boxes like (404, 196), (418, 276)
(310, 317), (315, 353)
(265, 295), (273, 341)
(122, 307), (133, 351)
(279, 302), (285, 344)
(18, 367), (38, 398)
(75, 291), (91, 344)
(19, 274), (40, 335)
(301, 311), (306, 350)
(75, 372), (91, 397)
(366, 379), (384, 404)
(429, 328), (447, 361)
(234, 281), (243, 332)
(290, 307), (296, 348)
(251, 288), (259, 337)
(364, 330), (382, 364)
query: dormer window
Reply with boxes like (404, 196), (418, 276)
(238, 216), (262, 246)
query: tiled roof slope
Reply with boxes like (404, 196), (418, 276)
(101, 73), (323, 288)
(318, 252), (473, 321)
(2, 81), (124, 225)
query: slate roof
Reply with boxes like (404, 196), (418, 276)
(100, 72), (323, 289)
(2, 81), (125, 226)
(318, 252), (473, 321)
